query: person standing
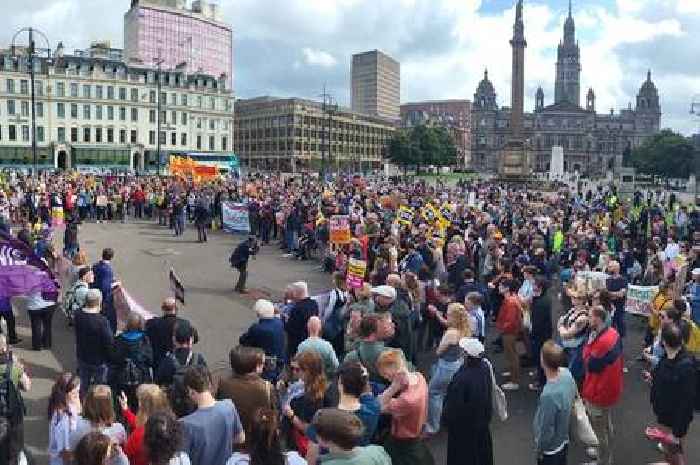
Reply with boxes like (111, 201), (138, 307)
(496, 280), (523, 391)
(26, 286), (58, 351)
(605, 261), (628, 344)
(145, 298), (199, 371)
(230, 236), (258, 294)
(582, 306), (623, 465)
(74, 290), (114, 398)
(646, 323), (697, 465)
(533, 341), (577, 465)
(285, 282), (320, 358)
(0, 334), (31, 465)
(92, 248), (116, 334)
(530, 278), (553, 391)
(238, 299), (286, 381)
(297, 316), (339, 378)
(193, 195), (210, 243)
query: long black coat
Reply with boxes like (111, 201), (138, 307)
(443, 357), (494, 465)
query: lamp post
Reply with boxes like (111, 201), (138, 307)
(11, 27), (50, 178)
(319, 86), (338, 180)
(154, 53), (165, 176)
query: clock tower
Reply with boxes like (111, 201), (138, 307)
(554, 0), (581, 106)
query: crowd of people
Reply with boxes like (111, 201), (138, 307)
(0, 169), (699, 465)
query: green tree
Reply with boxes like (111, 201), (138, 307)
(388, 125), (458, 173)
(630, 129), (699, 178)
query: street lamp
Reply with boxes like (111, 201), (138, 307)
(154, 53), (165, 176)
(319, 86), (338, 180)
(11, 27), (51, 178)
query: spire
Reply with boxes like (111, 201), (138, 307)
(647, 69), (652, 81)
(512, 0), (526, 45)
(484, 68), (488, 80)
(516, 0), (523, 21)
(569, 0), (572, 18)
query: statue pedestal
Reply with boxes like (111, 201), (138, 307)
(498, 138), (531, 181)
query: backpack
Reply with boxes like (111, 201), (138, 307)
(165, 351), (206, 418)
(118, 339), (152, 388)
(63, 281), (87, 323)
(322, 289), (346, 341)
(229, 244), (245, 269)
(0, 359), (25, 442)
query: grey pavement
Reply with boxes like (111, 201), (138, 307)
(11, 220), (700, 465)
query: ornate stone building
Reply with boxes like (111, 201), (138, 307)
(471, 1), (661, 176)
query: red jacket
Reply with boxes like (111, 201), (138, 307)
(582, 327), (624, 407)
(122, 408), (147, 465)
(496, 295), (522, 335)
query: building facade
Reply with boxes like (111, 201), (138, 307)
(400, 100), (472, 167)
(471, 2), (661, 176)
(124, 0), (233, 89)
(234, 97), (395, 173)
(0, 42), (234, 172)
(351, 50), (400, 121)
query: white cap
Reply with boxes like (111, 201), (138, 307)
(371, 285), (396, 301)
(459, 337), (485, 358)
(254, 299), (275, 319)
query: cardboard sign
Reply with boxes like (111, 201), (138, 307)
(346, 258), (367, 289)
(330, 215), (351, 244)
(625, 285), (659, 317)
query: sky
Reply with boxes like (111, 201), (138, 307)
(2, 0), (700, 135)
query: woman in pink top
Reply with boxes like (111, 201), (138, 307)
(376, 349), (435, 465)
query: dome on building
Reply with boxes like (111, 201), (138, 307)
(477, 69), (495, 96)
(639, 70), (658, 95)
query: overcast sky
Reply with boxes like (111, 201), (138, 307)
(3, 0), (699, 134)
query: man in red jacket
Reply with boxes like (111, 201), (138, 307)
(496, 280), (523, 391)
(582, 305), (623, 465)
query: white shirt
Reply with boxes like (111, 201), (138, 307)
(226, 451), (306, 465)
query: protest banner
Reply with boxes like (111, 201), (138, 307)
(397, 206), (414, 226)
(625, 285), (659, 317)
(169, 267), (185, 305)
(421, 204), (439, 224)
(346, 258), (367, 289)
(222, 201), (250, 233)
(329, 215), (351, 244)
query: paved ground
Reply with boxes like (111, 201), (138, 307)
(12, 219), (699, 464)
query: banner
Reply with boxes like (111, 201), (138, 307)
(346, 258), (367, 289)
(397, 206), (414, 226)
(222, 201), (250, 233)
(169, 267), (185, 305)
(625, 285), (659, 317)
(329, 215), (351, 244)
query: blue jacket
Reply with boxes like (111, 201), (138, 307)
(239, 317), (286, 363)
(92, 260), (114, 308)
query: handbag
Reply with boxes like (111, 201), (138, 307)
(571, 395), (598, 446)
(484, 359), (508, 421)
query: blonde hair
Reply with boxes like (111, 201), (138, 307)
(72, 251), (89, 267)
(376, 349), (406, 373)
(135, 384), (171, 427)
(446, 303), (472, 338)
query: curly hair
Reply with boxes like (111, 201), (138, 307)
(249, 408), (285, 465)
(446, 303), (472, 338)
(294, 351), (328, 403)
(144, 411), (183, 465)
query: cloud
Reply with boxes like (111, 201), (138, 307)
(301, 48), (337, 68)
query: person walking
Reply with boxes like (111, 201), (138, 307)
(26, 286), (58, 351)
(74, 289), (114, 398)
(533, 341), (577, 465)
(496, 280), (523, 391)
(581, 305), (623, 465)
(230, 236), (258, 294)
(530, 277), (553, 391)
(91, 248), (116, 334)
(193, 195), (210, 243)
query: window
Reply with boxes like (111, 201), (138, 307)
(131, 108), (138, 122)
(169, 110), (175, 125)
(35, 81), (43, 96)
(71, 104), (78, 118)
(160, 111), (166, 124)
(170, 93), (177, 105)
(82, 85), (91, 98)
(20, 80), (28, 95)
(107, 128), (114, 143)
(119, 129), (126, 144)
(83, 127), (90, 143)
(196, 118), (202, 129)
(181, 94), (188, 106)
(6, 79), (15, 94)
(149, 130), (155, 145)
(22, 125), (29, 141)
(8, 125), (16, 141)
(159, 131), (166, 144)
(171, 132), (176, 145)
(222, 136), (228, 151)
(70, 127), (78, 142)
(119, 87), (127, 100)
(197, 96), (202, 108)
(107, 106), (114, 120)
(130, 88), (138, 102)
(196, 135), (201, 150)
(57, 127), (66, 142)
(83, 105), (91, 120)
(96, 85), (103, 99)
(57, 102), (65, 118)
(160, 92), (166, 105)
(149, 90), (156, 104)
(181, 112), (187, 125)
(107, 86), (115, 99)
(56, 82), (65, 97)
(96, 105), (102, 120)
(181, 133), (187, 146)
(209, 119), (216, 130)
(119, 107), (126, 121)
(131, 130), (137, 144)
(95, 127), (102, 143)
(70, 83), (78, 97)
(21, 101), (29, 117)
(37, 126), (44, 142)
(36, 102), (43, 118)
(209, 97), (215, 110)
(149, 110), (156, 124)
(7, 100), (15, 115)
(209, 135), (215, 151)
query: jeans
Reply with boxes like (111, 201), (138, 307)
(425, 358), (463, 433)
(531, 336), (547, 387)
(235, 264), (248, 292)
(197, 223), (208, 242)
(538, 444), (568, 465)
(174, 214), (185, 236)
(28, 305), (55, 350)
(78, 361), (109, 398)
(585, 402), (614, 465)
(503, 333), (520, 384)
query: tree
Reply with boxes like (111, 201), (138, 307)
(388, 125), (458, 173)
(629, 129), (699, 179)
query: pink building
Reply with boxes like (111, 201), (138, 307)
(124, 0), (233, 89)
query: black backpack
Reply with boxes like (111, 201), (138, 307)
(0, 359), (25, 442)
(229, 244), (245, 268)
(164, 351), (206, 418)
(118, 342), (152, 389)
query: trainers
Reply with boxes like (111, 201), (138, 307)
(623, 366), (629, 374)
(528, 383), (541, 391)
(501, 371), (511, 377)
(501, 382), (520, 391)
(585, 447), (598, 459)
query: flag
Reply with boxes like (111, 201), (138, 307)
(169, 267), (185, 304)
